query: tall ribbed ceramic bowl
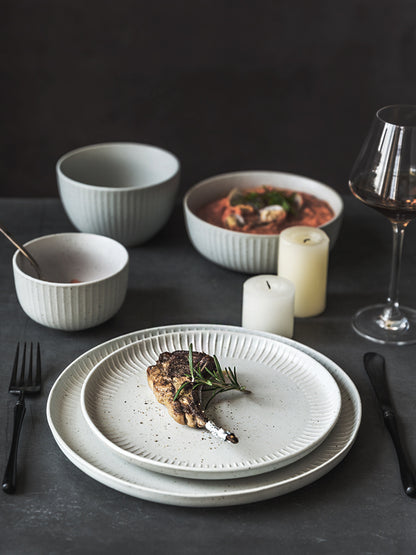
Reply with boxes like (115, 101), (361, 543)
(184, 171), (343, 274)
(13, 233), (129, 331)
(57, 143), (180, 247)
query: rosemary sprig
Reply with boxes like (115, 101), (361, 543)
(173, 344), (249, 409)
(188, 342), (195, 381)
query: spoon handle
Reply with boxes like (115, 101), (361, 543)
(0, 224), (42, 279)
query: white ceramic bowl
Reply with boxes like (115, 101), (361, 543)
(57, 143), (180, 247)
(13, 233), (129, 331)
(183, 171), (343, 274)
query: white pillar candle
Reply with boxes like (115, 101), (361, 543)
(242, 275), (295, 337)
(278, 226), (329, 318)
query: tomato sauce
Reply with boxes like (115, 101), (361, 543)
(196, 187), (334, 235)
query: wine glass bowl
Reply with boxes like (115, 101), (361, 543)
(349, 104), (416, 344)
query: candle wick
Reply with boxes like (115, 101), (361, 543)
(303, 238), (311, 243)
(266, 280), (271, 290)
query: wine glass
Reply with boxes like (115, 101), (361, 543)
(349, 104), (416, 345)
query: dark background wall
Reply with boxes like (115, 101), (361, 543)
(2, 0), (416, 198)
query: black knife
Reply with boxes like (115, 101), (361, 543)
(364, 352), (416, 498)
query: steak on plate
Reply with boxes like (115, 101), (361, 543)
(146, 349), (238, 443)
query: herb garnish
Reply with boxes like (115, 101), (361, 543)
(173, 344), (249, 409)
(230, 187), (297, 213)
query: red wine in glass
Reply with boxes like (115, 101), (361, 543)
(349, 105), (416, 344)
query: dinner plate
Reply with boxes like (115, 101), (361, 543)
(80, 329), (341, 479)
(46, 324), (361, 507)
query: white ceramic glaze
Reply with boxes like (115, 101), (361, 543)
(57, 143), (180, 246)
(13, 233), (129, 331)
(183, 171), (343, 274)
(46, 324), (361, 507)
(80, 329), (341, 479)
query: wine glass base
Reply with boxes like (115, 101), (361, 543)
(352, 304), (416, 345)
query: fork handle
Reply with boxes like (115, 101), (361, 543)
(2, 396), (26, 494)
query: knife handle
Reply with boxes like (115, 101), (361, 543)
(383, 408), (416, 498)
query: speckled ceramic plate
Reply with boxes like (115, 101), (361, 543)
(80, 329), (341, 479)
(46, 324), (361, 507)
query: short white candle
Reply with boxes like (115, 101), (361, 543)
(278, 226), (329, 318)
(242, 275), (295, 337)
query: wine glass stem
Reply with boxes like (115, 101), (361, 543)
(381, 221), (408, 327)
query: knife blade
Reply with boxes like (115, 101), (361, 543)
(364, 352), (416, 498)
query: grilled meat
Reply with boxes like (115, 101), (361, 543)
(147, 350), (212, 428)
(147, 349), (238, 443)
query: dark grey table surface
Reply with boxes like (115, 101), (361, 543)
(1, 196), (416, 554)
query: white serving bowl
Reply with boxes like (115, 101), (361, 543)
(183, 171), (343, 274)
(57, 142), (180, 247)
(13, 233), (129, 331)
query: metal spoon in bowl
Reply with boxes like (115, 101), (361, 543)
(0, 224), (43, 280)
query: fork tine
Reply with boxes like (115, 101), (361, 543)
(8, 344), (20, 390)
(27, 343), (33, 386)
(18, 343), (26, 388)
(35, 343), (41, 387)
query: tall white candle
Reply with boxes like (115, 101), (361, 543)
(242, 275), (295, 337)
(278, 226), (329, 318)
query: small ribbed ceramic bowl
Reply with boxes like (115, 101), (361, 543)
(13, 233), (129, 331)
(57, 142), (180, 247)
(184, 171), (343, 274)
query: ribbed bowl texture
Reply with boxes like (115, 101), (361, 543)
(57, 143), (180, 247)
(184, 171), (343, 274)
(13, 233), (129, 331)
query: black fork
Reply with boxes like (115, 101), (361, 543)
(2, 343), (41, 494)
